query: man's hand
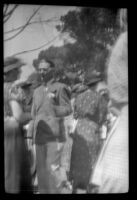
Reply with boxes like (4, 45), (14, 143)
(48, 92), (56, 99)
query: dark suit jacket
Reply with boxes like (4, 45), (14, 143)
(31, 80), (72, 144)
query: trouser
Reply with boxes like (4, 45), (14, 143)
(4, 118), (32, 193)
(36, 141), (66, 194)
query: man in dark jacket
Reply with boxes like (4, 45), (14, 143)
(31, 58), (72, 193)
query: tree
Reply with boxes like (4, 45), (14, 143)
(4, 4), (61, 56)
(32, 43), (82, 85)
(4, 4), (19, 24)
(4, 4), (42, 41)
(56, 7), (120, 75)
(57, 8), (119, 48)
(32, 45), (68, 70)
(32, 7), (121, 86)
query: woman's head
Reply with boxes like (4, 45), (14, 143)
(4, 57), (25, 82)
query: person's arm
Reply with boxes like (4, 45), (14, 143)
(54, 86), (72, 117)
(9, 100), (23, 122)
(10, 100), (32, 125)
(10, 85), (24, 102)
(21, 112), (32, 125)
(9, 85), (31, 124)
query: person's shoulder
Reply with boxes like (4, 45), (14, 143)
(35, 84), (43, 91)
(53, 81), (68, 90)
(86, 88), (97, 96)
(33, 85), (43, 95)
(77, 88), (96, 101)
(54, 81), (66, 87)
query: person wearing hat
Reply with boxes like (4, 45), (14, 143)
(69, 69), (109, 193)
(4, 57), (32, 193)
(31, 58), (72, 193)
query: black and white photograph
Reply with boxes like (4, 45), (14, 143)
(3, 4), (128, 194)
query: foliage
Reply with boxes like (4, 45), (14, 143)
(57, 8), (119, 47)
(56, 7), (120, 75)
(32, 7), (120, 85)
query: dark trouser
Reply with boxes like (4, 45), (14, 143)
(69, 134), (92, 191)
(36, 142), (64, 194)
(4, 119), (32, 193)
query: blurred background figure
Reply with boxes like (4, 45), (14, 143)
(4, 57), (32, 193)
(89, 8), (128, 193)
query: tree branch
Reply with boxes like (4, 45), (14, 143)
(11, 34), (60, 57)
(4, 13), (12, 23)
(4, 4), (18, 17)
(4, 5), (19, 23)
(4, 17), (59, 34)
(3, 4), (9, 15)
(4, 5), (42, 41)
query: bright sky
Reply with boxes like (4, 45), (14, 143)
(4, 4), (77, 82)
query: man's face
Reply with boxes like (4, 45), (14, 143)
(38, 60), (52, 82)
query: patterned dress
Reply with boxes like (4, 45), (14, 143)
(69, 88), (108, 191)
(4, 82), (32, 193)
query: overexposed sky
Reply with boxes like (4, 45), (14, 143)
(4, 4), (77, 81)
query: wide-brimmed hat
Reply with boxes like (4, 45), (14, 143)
(84, 69), (102, 86)
(4, 57), (26, 74)
(17, 80), (33, 89)
(71, 83), (87, 94)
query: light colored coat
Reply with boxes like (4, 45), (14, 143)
(90, 105), (128, 193)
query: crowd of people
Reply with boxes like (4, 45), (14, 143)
(4, 11), (128, 194)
